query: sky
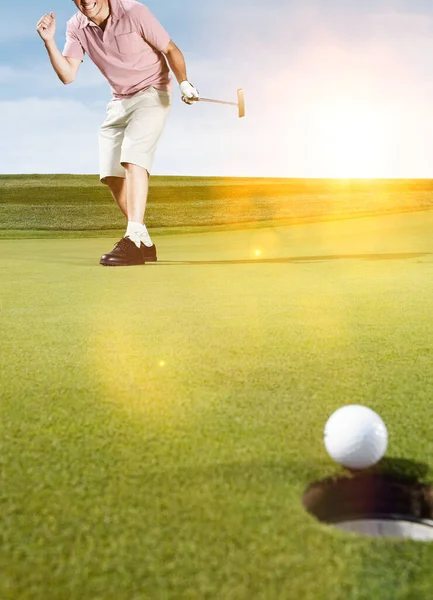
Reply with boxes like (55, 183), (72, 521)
(2, 0), (433, 177)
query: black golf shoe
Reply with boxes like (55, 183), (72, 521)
(100, 237), (157, 266)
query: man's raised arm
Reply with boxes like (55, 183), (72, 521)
(36, 12), (82, 84)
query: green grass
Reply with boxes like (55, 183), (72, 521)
(1, 207), (433, 599)
(2, 174), (433, 235)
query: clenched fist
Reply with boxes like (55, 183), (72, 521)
(180, 81), (199, 105)
(36, 12), (56, 42)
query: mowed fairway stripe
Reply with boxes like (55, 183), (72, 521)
(0, 210), (432, 599)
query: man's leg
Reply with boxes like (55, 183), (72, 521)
(104, 169), (150, 228)
(105, 176), (128, 219)
(122, 162), (149, 223)
(99, 103), (152, 266)
(99, 165), (156, 266)
(120, 162), (154, 248)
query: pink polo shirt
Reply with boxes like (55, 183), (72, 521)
(62, 0), (172, 99)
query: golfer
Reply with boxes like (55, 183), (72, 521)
(36, 0), (199, 266)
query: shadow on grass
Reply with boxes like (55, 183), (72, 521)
(153, 252), (431, 266)
(372, 457), (431, 482)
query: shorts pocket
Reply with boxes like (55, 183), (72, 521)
(150, 87), (172, 105)
(114, 31), (144, 54)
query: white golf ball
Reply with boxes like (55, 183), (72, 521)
(324, 405), (388, 469)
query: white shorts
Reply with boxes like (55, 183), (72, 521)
(99, 86), (172, 184)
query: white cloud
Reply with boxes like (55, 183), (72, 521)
(0, 98), (102, 174)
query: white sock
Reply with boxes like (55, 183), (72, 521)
(124, 221), (153, 248)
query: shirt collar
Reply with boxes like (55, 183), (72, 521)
(77, 0), (125, 29)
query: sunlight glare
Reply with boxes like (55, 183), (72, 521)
(311, 99), (393, 178)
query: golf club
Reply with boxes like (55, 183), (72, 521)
(191, 88), (245, 118)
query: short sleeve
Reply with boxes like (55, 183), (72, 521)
(62, 21), (85, 61)
(134, 4), (171, 52)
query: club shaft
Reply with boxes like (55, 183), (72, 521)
(197, 98), (238, 107)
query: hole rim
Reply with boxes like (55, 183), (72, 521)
(303, 473), (433, 540)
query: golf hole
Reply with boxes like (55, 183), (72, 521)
(303, 474), (433, 541)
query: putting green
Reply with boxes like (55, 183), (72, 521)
(1, 210), (433, 599)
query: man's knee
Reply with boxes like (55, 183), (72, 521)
(103, 175), (125, 189)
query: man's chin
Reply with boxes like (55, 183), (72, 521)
(81, 2), (98, 15)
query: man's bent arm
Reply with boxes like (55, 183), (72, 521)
(44, 39), (79, 84)
(163, 41), (188, 84)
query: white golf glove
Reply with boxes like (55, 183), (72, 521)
(180, 80), (199, 105)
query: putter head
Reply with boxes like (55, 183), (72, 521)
(237, 89), (245, 118)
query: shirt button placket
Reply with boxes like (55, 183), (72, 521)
(102, 17), (112, 43)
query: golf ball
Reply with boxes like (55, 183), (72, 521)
(324, 405), (388, 469)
